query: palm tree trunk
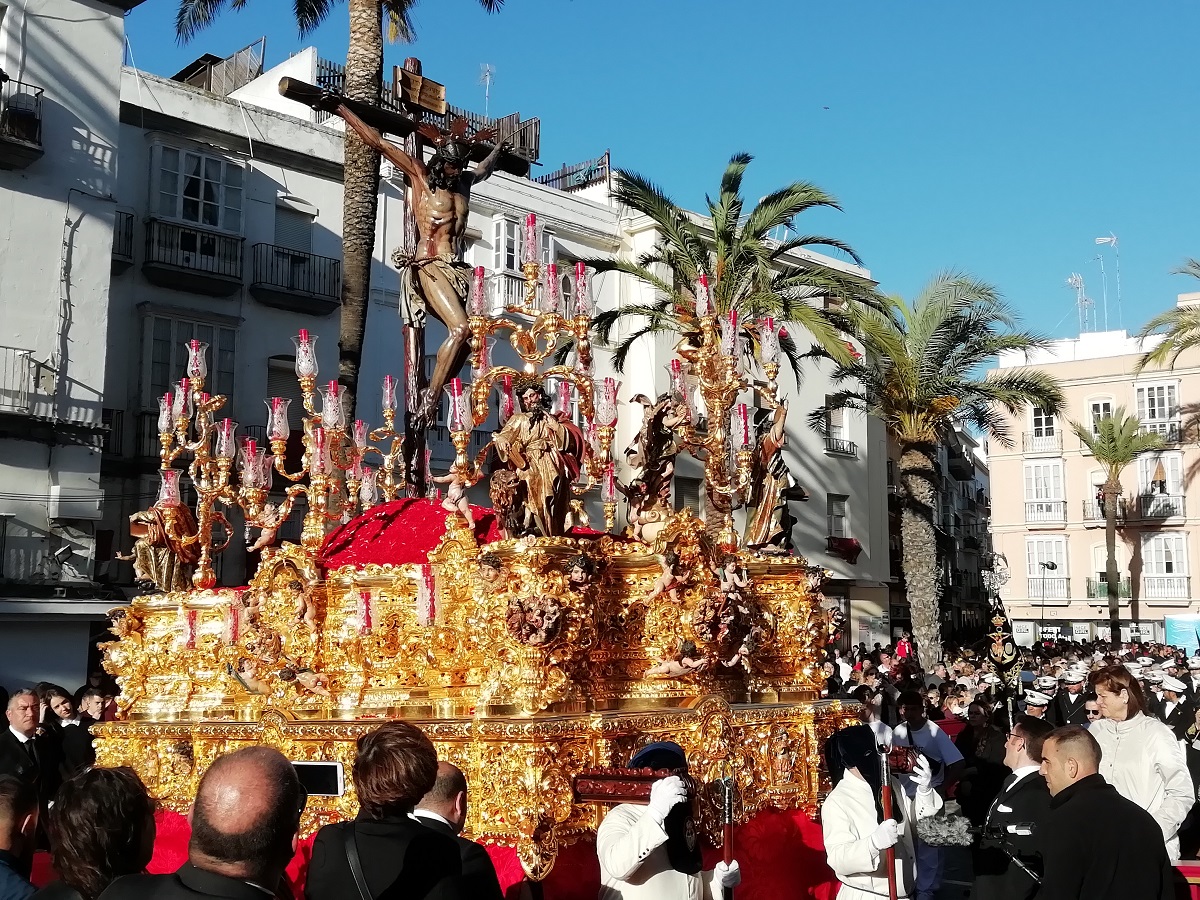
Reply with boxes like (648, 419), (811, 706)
(338, 0), (384, 420)
(1104, 481), (1121, 644)
(900, 442), (942, 667)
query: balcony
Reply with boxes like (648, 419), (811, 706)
(1086, 577), (1131, 599)
(1082, 498), (1126, 523)
(1140, 421), (1181, 444)
(1136, 493), (1186, 519)
(0, 346), (33, 414)
(0, 77), (44, 169)
(249, 243), (341, 315)
(142, 219), (244, 296)
(1025, 500), (1066, 524)
(1143, 575), (1191, 601)
(824, 436), (858, 457)
(1022, 431), (1061, 454)
(948, 449), (974, 480)
(534, 151), (610, 192)
(112, 211), (135, 273)
(1028, 577), (1070, 600)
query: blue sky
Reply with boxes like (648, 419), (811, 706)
(125, 1), (1200, 339)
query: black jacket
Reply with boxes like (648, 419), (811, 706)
(1162, 699), (1195, 741)
(0, 727), (58, 805)
(971, 771), (1052, 900)
(56, 721), (95, 780)
(1048, 691), (1089, 728)
(31, 883), (84, 900)
(1037, 773), (1174, 900)
(412, 815), (503, 900)
(953, 725), (1010, 827)
(98, 863), (284, 900)
(304, 815), (466, 900)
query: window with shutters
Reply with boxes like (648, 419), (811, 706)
(1138, 451), (1182, 495)
(1136, 382), (1178, 424)
(827, 494), (849, 537)
(144, 316), (236, 408)
(1089, 398), (1114, 435)
(1025, 536), (1067, 575)
(1143, 533), (1187, 575)
(675, 477), (701, 513)
(492, 217), (520, 273)
(274, 208), (313, 253)
(1024, 461), (1063, 500)
(1031, 406), (1055, 436)
(152, 145), (243, 233)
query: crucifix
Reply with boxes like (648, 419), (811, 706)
(279, 68), (518, 496)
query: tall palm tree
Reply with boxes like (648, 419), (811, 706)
(1135, 258), (1200, 373)
(1070, 410), (1162, 642)
(176, 0), (503, 417)
(591, 154), (879, 375)
(813, 273), (1063, 665)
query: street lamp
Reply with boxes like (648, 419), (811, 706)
(1039, 560), (1058, 640)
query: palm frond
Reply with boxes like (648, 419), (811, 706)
(176, 0), (235, 42)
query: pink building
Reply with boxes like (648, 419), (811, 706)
(991, 312), (1200, 644)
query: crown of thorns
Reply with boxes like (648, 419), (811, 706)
(513, 374), (547, 394)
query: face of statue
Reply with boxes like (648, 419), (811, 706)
(520, 387), (546, 412)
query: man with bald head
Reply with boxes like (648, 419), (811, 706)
(1036, 726), (1173, 900)
(413, 762), (503, 900)
(100, 746), (305, 899)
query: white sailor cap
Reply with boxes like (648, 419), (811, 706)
(1024, 690), (1051, 706)
(1163, 675), (1188, 693)
(1123, 662), (1142, 673)
(1036, 676), (1057, 689)
(1188, 658), (1200, 670)
(1146, 671), (1165, 684)
(1138, 656), (1155, 666)
(982, 673), (1001, 685)
(1062, 670), (1086, 684)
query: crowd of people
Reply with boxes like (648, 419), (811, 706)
(822, 633), (1200, 899)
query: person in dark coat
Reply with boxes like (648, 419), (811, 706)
(953, 702), (1010, 827)
(0, 776), (38, 900)
(1158, 676), (1195, 741)
(305, 723), (465, 900)
(971, 716), (1053, 900)
(43, 692), (93, 781)
(0, 691), (59, 819)
(1036, 726), (1174, 900)
(413, 763), (503, 900)
(98, 747), (304, 900)
(1048, 671), (1089, 727)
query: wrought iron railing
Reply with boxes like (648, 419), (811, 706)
(824, 436), (857, 456)
(112, 211), (135, 261)
(0, 78), (44, 146)
(251, 243), (341, 299)
(534, 151), (610, 192)
(145, 219), (243, 280)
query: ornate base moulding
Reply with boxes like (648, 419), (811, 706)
(95, 697), (856, 879)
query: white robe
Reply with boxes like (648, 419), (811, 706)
(822, 774), (942, 900)
(597, 803), (715, 900)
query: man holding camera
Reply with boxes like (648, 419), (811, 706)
(971, 715), (1053, 900)
(597, 742), (741, 900)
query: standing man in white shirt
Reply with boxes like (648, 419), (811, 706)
(971, 715), (1054, 900)
(892, 691), (965, 900)
(0, 693), (43, 803)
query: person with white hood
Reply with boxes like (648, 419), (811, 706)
(1088, 664), (1194, 861)
(821, 724), (942, 900)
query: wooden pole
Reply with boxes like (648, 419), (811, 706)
(880, 748), (898, 900)
(397, 57), (427, 499)
(722, 777), (734, 900)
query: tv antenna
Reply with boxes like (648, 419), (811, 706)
(1066, 272), (1094, 332)
(1094, 234), (1121, 329)
(479, 63), (495, 118)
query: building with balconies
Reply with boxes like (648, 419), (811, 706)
(0, 0), (143, 689)
(990, 313), (1200, 644)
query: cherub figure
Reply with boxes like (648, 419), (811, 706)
(722, 625), (766, 671)
(646, 640), (709, 678)
(717, 554), (749, 605)
(279, 665), (331, 697)
(646, 550), (685, 603)
(565, 554), (596, 592)
(247, 502), (284, 553)
(284, 579), (318, 634)
(229, 657), (271, 695)
(432, 463), (480, 527)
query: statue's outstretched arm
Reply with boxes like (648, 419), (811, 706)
(338, 103), (425, 185)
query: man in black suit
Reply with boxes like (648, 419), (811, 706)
(1048, 670), (1089, 727)
(99, 746), (305, 900)
(1160, 675), (1195, 741)
(1037, 726), (1174, 900)
(0, 692), (45, 798)
(414, 762), (504, 900)
(971, 715), (1054, 900)
(47, 691), (95, 778)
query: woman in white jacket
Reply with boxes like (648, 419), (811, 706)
(1089, 664), (1194, 861)
(822, 724), (943, 900)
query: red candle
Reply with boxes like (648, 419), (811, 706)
(298, 328), (309, 343)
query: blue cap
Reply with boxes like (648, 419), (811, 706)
(629, 741), (688, 771)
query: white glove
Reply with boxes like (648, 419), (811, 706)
(912, 754), (934, 794)
(711, 860), (741, 889)
(647, 775), (688, 824)
(869, 818), (900, 851)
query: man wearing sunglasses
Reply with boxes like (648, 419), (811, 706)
(972, 716), (1054, 900)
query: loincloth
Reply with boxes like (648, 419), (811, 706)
(390, 251), (471, 327)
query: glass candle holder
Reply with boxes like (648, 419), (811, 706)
(382, 375), (397, 416)
(696, 273), (711, 317)
(185, 339), (209, 380)
(595, 377), (620, 427)
(158, 393), (173, 434)
(574, 262), (592, 318)
(157, 470), (182, 507)
(266, 397), (291, 442)
(759, 316), (780, 365)
(293, 330), (319, 379)
(470, 267), (487, 316)
(215, 418), (238, 460)
(321, 381), (345, 430)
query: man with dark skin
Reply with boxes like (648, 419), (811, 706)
(334, 103), (508, 426)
